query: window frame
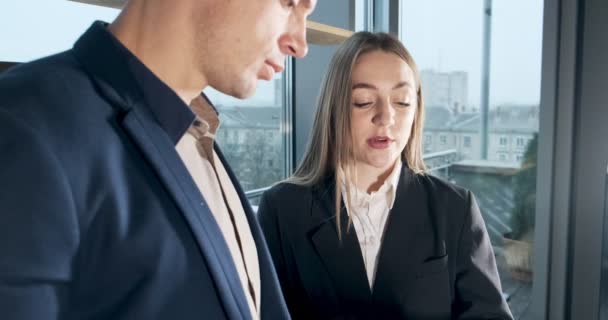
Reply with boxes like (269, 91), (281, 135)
(391, 0), (570, 318)
(243, 58), (294, 203)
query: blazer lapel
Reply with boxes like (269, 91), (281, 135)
(214, 145), (289, 319)
(120, 107), (251, 320)
(72, 24), (251, 320)
(309, 181), (372, 306)
(372, 169), (446, 301)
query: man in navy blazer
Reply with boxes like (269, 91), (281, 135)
(0, 0), (315, 319)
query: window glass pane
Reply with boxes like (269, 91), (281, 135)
(0, 0), (118, 62)
(401, 1), (543, 318)
(0, 1), (289, 204)
(354, 0), (372, 32)
(205, 73), (288, 201)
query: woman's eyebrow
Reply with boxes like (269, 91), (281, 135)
(352, 81), (413, 90)
(352, 82), (377, 90)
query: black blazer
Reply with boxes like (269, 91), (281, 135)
(258, 167), (513, 320)
(0, 22), (287, 320)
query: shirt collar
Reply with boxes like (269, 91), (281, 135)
(187, 95), (221, 141)
(341, 160), (403, 210)
(125, 39), (199, 145)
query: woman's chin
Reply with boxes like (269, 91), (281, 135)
(359, 158), (398, 171)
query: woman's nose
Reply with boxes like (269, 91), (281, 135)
(373, 100), (396, 127)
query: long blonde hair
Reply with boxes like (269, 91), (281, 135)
(287, 32), (426, 236)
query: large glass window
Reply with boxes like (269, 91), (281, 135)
(400, 1), (543, 318)
(0, 1), (291, 205)
(354, 0), (373, 32)
(0, 1), (118, 62)
(205, 72), (291, 205)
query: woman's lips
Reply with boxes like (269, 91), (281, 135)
(366, 136), (393, 149)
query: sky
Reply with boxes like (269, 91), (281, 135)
(0, 0), (278, 107)
(401, 0), (544, 106)
(0, 0), (544, 107)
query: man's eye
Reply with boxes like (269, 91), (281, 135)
(284, 0), (296, 8)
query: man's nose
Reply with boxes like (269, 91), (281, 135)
(279, 19), (309, 58)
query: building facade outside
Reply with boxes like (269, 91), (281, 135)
(215, 105), (284, 192)
(424, 104), (539, 165)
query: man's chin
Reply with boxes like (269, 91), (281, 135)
(235, 87), (257, 99)
(223, 81), (257, 100)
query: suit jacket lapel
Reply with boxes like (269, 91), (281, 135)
(120, 107), (251, 320)
(72, 24), (251, 320)
(214, 145), (289, 319)
(309, 180), (372, 307)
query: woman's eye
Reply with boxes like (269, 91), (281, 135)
(284, 0), (296, 8)
(353, 102), (372, 108)
(395, 102), (411, 107)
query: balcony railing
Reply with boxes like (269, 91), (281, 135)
(246, 149), (463, 206)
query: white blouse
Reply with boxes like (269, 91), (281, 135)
(341, 161), (402, 288)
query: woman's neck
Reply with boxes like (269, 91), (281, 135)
(351, 160), (398, 194)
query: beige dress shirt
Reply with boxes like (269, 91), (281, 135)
(175, 96), (260, 319)
(342, 161), (402, 288)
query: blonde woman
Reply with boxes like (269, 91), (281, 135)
(258, 32), (513, 320)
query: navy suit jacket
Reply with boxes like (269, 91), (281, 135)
(0, 22), (288, 320)
(258, 168), (513, 319)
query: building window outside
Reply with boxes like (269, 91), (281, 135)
(464, 135), (472, 148)
(425, 134), (433, 145)
(401, 0), (543, 317)
(516, 137), (525, 147)
(500, 136), (508, 146)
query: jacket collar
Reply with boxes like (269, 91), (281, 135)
(309, 167), (444, 306)
(310, 174), (372, 304)
(339, 161), (403, 213)
(72, 21), (195, 144)
(71, 21), (254, 319)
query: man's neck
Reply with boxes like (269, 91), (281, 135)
(108, 1), (207, 105)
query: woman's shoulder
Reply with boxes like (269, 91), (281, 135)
(413, 171), (471, 205)
(410, 172), (478, 227)
(262, 180), (315, 204)
(265, 180), (312, 195)
(258, 181), (318, 228)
